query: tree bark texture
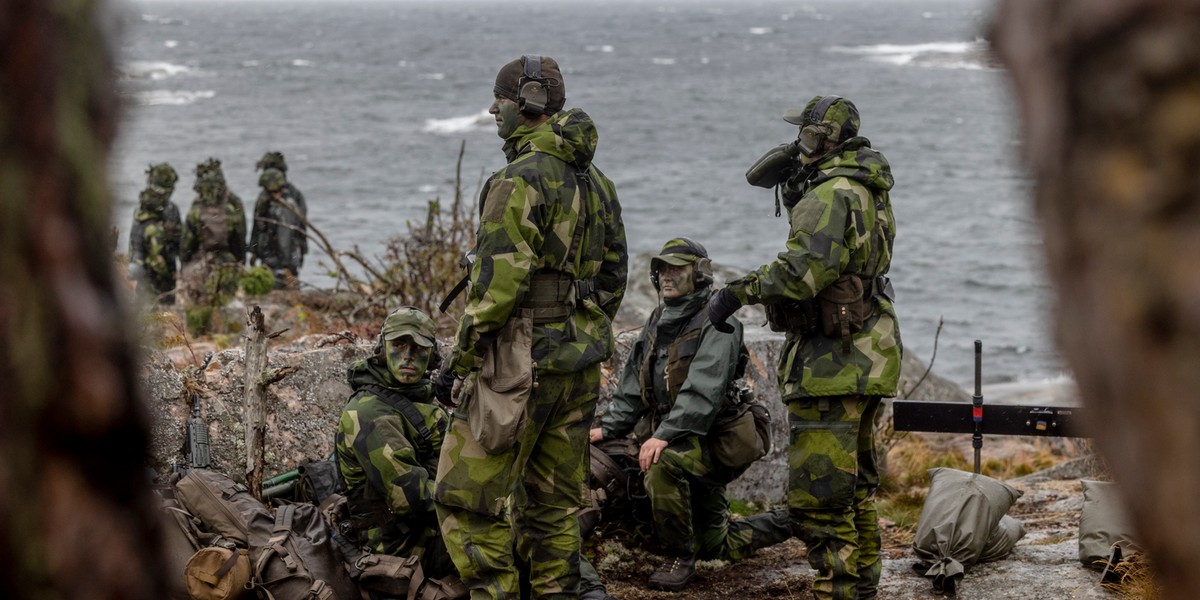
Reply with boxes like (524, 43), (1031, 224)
(993, 1), (1200, 597)
(0, 1), (170, 600)
(243, 306), (269, 499)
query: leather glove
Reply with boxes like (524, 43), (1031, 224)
(706, 287), (742, 334)
(434, 368), (458, 406)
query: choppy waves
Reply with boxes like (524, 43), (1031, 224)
(119, 60), (193, 81)
(829, 40), (998, 71)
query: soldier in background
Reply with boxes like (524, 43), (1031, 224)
(707, 95), (901, 600)
(249, 166), (308, 289)
(180, 158), (246, 304)
(432, 55), (628, 599)
(128, 162), (183, 304)
(336, 307), (466, 599)
(590, 237), (792, 592)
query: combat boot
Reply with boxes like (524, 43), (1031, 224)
(647, 555), (696, 591)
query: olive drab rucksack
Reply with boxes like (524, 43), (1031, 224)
(173, 469), (360, 600)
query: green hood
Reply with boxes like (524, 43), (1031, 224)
(806, 137), (894, 194)
(346, 357), (434, 402)
(501, 108), (599, 170)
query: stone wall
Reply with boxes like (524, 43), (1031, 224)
(144, 324), (966, 505)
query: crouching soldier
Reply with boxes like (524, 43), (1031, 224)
(336, 307), (467, 599)
(589, 238), (792, 592)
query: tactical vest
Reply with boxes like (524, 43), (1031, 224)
(198, 202), (230, 252)
(515, 169), (597, 323)
(637, 307), (746, 423)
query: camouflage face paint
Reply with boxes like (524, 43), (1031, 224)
(658, 263), (696, 299)
(491, 95), (522, 139)
(385, 337), (431, 384)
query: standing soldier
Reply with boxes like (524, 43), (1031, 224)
(336, 307), (467, 599)
(589, 237), (792, 592)
(707, 95), (901, 600)
(180, 158), (247, 304)
(249, 165), (308, 289)
(128, 162), (183, 304)
(432, 55), (627, 599)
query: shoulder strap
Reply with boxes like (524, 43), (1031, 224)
(354, 384), (434, 455)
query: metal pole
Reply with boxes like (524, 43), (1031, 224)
(972, 340), (983, 474)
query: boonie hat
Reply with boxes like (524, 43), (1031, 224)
(381, 306), (437, 347)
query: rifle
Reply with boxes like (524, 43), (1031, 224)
(181, 352), (215, 473)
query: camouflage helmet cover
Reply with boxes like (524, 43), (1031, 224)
(783, 95), (861, 143)
(146, 163), (178, 193)
(259, 168), (286, 192)
(256, 151), (287, 173)
(381, 306), (438, 348)
(193, 158), (226, 198)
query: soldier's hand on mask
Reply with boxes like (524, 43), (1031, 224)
(434, 368), (458, 406)
(589, 428), (604, 443)
(705, 287), (742, 333)
(639, 437), (669, 471)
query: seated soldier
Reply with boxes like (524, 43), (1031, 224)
(589, 238), (792, 592)
(335, 307), (465, 599)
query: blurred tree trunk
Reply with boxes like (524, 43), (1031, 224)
(0, 1), (169, 599)
(993, 1), (1200, 597)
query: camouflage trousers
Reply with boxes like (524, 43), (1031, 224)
(787, 395), (883, 600)
(434, 367), (598, 600)
(645, 436), (793, 559)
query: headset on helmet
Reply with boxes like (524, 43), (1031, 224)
(649, 237), (714, 291)
(796, 95), (843, 157)
(517, 55), (550, 116)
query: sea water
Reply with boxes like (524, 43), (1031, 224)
(113, 0), (1064, 390)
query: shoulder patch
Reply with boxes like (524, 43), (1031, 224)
(482, 179), (515, 223)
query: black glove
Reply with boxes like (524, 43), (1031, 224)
(434, 368), (458, 406)
(706, 287), (742, 334)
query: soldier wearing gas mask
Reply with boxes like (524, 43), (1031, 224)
(590, 238), (791, 592)
(708, 96), (902, 600)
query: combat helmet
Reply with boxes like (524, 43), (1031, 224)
(783, 95), (861, 156)
(193, 158), (226, 198)
(256, 151), (288, 173)
(259, 168), (286, 192)
(146, 163), (178, 194)
(649, 237), (713, 290)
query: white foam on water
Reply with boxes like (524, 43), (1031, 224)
(292, 59), (314, 67)
(828, 40), (993, 70)
(120, 60), (192, 81)
(418, 184), (438, 194)
(422, 109), (491, 134)
(585, 45), (615, 53)
(164, 40), (179, 49)
(418, 73), (446, 80)
(749, 27), (773, 35)
(651, 57), (676, 66)
(130, 89), (216, 106)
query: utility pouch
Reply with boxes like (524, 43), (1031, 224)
(184, 545), (251, 600)
(707, 387), (772, 479)
(818, 275), (868, 351)
(468, 314), (535, 454)
(765, 299), (820, 335)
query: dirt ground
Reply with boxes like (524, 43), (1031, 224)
(591, 460), (1113, 600)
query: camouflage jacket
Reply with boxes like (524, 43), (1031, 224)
(726, 137), (901, 399)
(129, 194), (182, 283)
(335, 358), (448, 556)
(449, 108), (628, 376)
(249, 183), (308, 271)
(181, 192), (247, 265)
(600, 289), (744, 443)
